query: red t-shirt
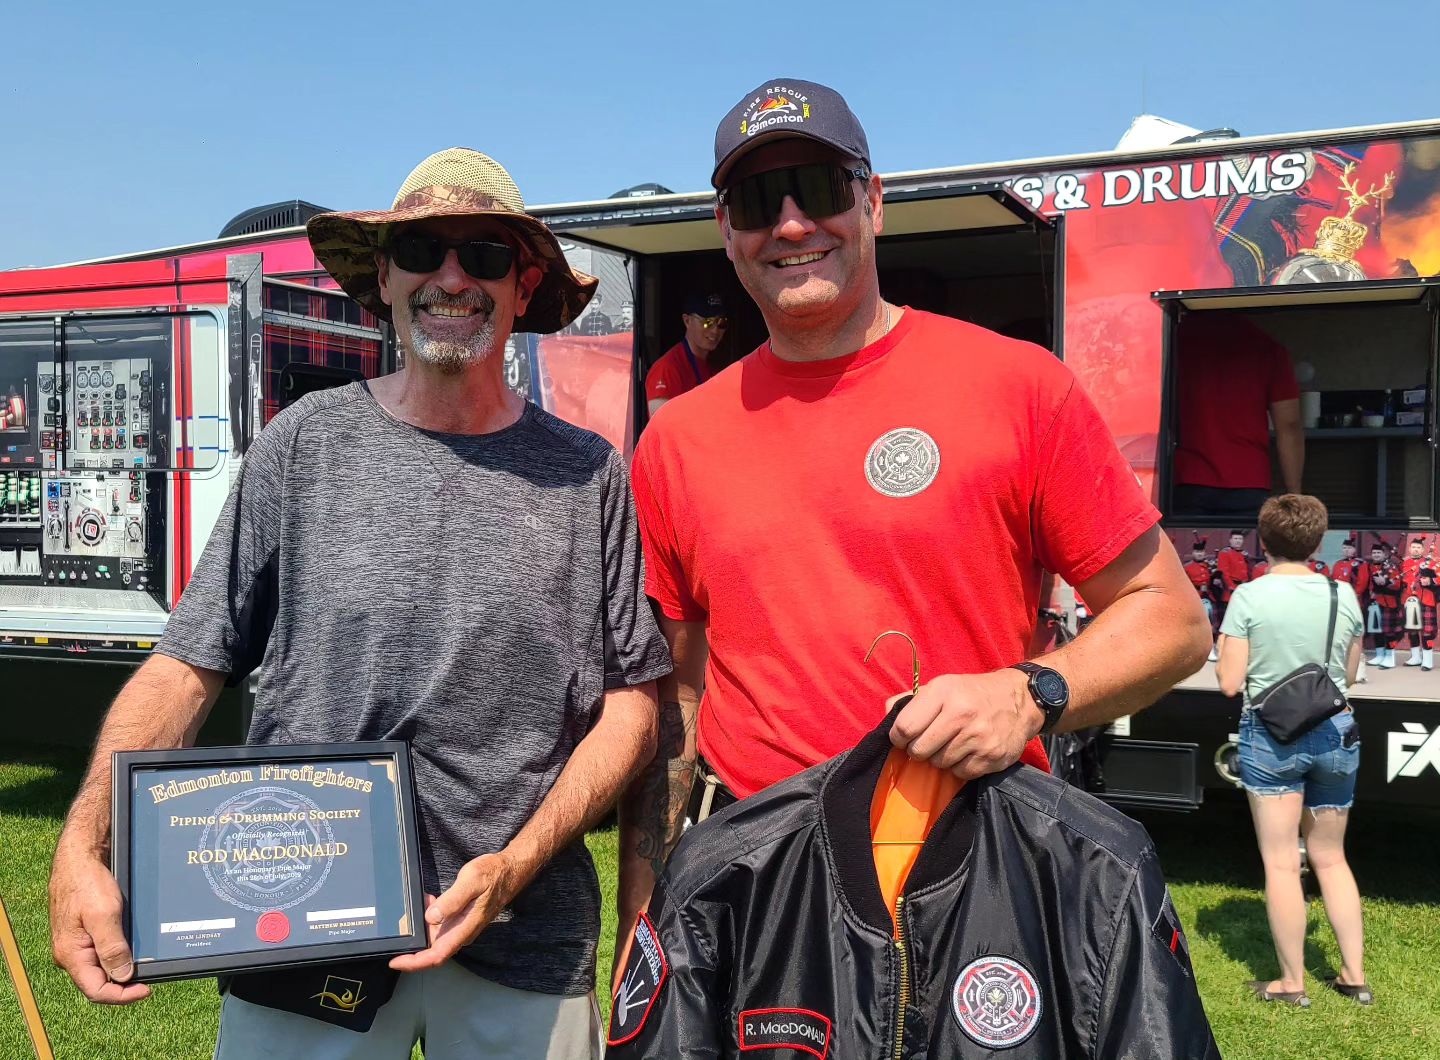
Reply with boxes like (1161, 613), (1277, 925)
(1173, 315), (1298, 489)
(644, 340), (714, 402)
(631, 309), (1159, 797)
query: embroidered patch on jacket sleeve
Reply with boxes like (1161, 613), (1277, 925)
(607, 912), (670, 1046)
(1150, 889), (1194, 977)
(738, 1008), (832, 1059)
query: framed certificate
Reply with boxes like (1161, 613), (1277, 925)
(112, 742), (426, 982)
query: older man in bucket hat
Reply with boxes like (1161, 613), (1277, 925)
(48, 148), (670, 1059)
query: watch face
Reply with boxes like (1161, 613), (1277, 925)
(1034, 670), (1068, 706)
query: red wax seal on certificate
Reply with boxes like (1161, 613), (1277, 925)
(256, 911), (290, 944)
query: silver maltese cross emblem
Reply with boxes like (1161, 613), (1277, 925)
(865, 427), (941, 498)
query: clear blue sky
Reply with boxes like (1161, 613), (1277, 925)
(3, 0), (1438, 270)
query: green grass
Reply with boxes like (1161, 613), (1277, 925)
(1137, 799), (1440, 1059)
(3, 747), (1438, 1058)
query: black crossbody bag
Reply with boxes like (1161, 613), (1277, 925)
(1249, 579), (1348, 744)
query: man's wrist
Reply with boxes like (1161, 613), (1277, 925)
(1009, 662), (1072, 736)
(56, 824), (110, 864)
(1010, 668), (1047, 738)
(490, 843), (536, 899)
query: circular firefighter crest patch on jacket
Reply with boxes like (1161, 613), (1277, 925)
(864, 427), (940, 498)
(951, 955), (1042, 1048)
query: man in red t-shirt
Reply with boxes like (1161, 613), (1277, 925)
(644, 292), (728, 415)
(614, 78), (1211, 965)
(1173, 313), (1304, 520)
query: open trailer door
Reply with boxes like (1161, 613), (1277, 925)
(1150, 276), (1440, 807)
(544, 180), (1063, 446)
(1154, 277), (1438, 535)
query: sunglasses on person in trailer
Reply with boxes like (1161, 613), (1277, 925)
(719, 162), (872, 232)
(387, 233), (518, 281)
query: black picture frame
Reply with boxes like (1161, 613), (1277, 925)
(111, 741), (426, 983)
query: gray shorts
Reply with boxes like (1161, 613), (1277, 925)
(215, 961), (602, 1060)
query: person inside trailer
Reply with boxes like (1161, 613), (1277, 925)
(1172, 314), (1304, 522)
(644, 292), (729, 415)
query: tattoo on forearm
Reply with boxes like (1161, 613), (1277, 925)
(628, 699), (697, 877)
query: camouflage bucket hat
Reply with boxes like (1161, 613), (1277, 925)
(306, 148), (596, 334)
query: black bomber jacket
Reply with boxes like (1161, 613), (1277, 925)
(607, 709), (1221, 1059)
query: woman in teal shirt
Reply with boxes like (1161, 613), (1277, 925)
(1217, 495), (1370, 1008)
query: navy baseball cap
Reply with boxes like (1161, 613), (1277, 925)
(682, 292), (728, 316)
(711, 79), (870, 189)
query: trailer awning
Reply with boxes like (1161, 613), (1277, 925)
(1153, 277), (1440, 311)
(547, 183), (1050, 256)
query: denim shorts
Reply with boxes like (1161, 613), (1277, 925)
(1237, 708), (1360, 809)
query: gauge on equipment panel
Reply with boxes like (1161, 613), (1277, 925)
(76, 509), (106, 547)
(102, 370), (115, 388)
(38, 376), (54, 394)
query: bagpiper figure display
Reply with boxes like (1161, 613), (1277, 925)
(1331, 535), (1370, 682)
(1368, 539), (1404, 668)
(1182, 536), (1220, 660)
(1418, 563), (1438, 673)
(1331, 536), (1370, 597)
(1215, 530), (1253, 627)
(1400, 536), (1437, 671)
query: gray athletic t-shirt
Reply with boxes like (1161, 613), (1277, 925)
(158, 382), (671, 995)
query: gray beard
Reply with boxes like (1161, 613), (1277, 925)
(403, 288), (499, 374)
(408, 316), (498, 375)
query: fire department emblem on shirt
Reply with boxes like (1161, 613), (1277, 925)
(951, 955), (1042, 1048)
(864, 427), (940, 498)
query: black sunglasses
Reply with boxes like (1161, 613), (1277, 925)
(719, 162), (871, 231)
(388, 233), (515, 280)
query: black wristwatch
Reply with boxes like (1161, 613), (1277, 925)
(1010, 661), (1069, 734)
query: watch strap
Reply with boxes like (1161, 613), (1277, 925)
(1009, 661), (1065, 734)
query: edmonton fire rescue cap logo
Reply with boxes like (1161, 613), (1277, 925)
(607, 912), (669, 1046)
(951, 954), (1043, 1048)
(740, 86), (813, 137)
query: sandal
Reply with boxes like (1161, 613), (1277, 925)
(1324, 978), (1374, 1006)
(1247, 980), (1311, 1008)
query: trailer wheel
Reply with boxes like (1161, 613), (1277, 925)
(1214, 739), (1242, 788)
